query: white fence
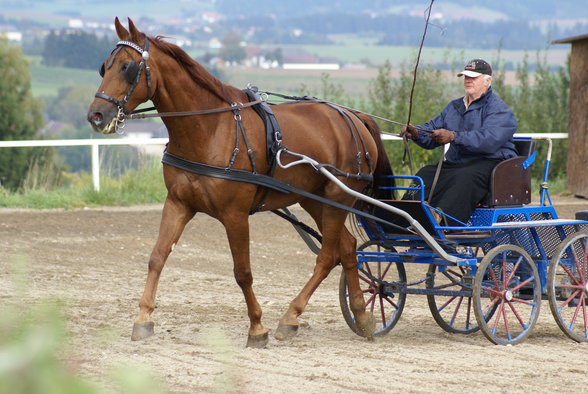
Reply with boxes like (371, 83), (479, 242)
(0, 133), (568, 191)
(0, 137), (168, 191)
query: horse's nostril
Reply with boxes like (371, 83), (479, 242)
(89, 111), (103, 125)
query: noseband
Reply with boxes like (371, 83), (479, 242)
(95, 39), (152, 115)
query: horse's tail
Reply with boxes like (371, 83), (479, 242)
(353, 111), (395, 200)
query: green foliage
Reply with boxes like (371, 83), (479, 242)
(0, 257), (99, 394)
(0, 37), (47, 190)
(367, 59), (461, 173)
(44, 86), (97, 129)
(365, 50), (570, 182)
(42, 30), (115, 70)
(298, 73), (355, 107)
(0, 256), (167, 393)
(501, 51), (569, 179)
(1, 157), (166, 209)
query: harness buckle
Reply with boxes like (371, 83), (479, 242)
(231, 102), (242, 121)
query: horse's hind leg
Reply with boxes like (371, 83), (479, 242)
(131, 197), (194, 340)
(275, 203), (374, 340)
(337, 227), (376, 339)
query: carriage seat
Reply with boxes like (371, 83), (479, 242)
(481, 139), (536, 207)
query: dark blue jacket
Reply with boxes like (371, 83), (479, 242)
(413, 87), (518, 164)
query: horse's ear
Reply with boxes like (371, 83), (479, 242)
(128, 18), (142, 42)
(114, 17), (130, 40)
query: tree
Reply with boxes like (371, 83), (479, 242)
(42, 30), (114, 70)
(0, 37), (44, 190)
(218, 31), (246, 64)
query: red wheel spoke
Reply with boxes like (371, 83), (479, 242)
(507, 300), (526, 326)
(484, 286), (503, 297)
(382, 295), (398, 309)
(365, 291), (377, 311)
(379, 295), (387, 325)
(439, 295), (458, 311)
(380, 262), (392, 279)
(560, 289), (582, 308)
(570, 291), (584, 328)
(359, 274), (376, 287)
(561, 262), (583, 287)
(582, 296), (588, 335)
(511, 297), (536, 306)
(488, 267), (501, 291)
(505, 259), (522, 285)
(502, 303), (511, 337)
(491, 299), (505, 333)
(451, 296), (464, 324)
(510, 277), (535, 294)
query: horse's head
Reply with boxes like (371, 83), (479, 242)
(87, 18), (155, 134)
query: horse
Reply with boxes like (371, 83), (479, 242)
(86, 17), (393, 348)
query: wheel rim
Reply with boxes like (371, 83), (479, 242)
(548, 231), (588, 342)
(473, 245), (541, 345)
(427, 263), (481, 334)
(339, 241), (407, 336)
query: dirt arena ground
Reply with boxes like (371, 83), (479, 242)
(2, 196), (588, 393)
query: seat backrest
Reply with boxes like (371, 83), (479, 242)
(487, 139), (536, 207)
(514, 140), (536, 157)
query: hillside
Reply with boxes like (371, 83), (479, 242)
(2, 0), (587, 24)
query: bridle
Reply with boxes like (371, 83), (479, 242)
(95, 39), (152, 118)
(94, 38), (264, 129)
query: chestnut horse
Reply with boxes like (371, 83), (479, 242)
(87, 18), (393, 348)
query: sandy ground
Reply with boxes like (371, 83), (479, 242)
(2, 196), (588, 393)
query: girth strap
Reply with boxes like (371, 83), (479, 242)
(161, 151), (409, 233)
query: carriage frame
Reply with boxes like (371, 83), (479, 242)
(297, 136), (588, 345)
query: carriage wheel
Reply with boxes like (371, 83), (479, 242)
(339, 241), (407, 336)
(547, 231), (588, 342)
(427, 263), (485, 334)
(473, 244), (541, 345)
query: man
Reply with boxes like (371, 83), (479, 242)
(400, 59), (517, 226)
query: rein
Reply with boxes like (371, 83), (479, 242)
(124, 100), (264, 120)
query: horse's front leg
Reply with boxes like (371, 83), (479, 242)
(131, 197), (194, 340)
(222, 213), (269, 348)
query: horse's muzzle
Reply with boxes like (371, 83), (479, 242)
(87, 105), (120, 134)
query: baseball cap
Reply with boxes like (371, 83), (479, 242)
(457, 59), (492, 77)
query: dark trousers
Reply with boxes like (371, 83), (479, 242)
(405, 158), (500, 225)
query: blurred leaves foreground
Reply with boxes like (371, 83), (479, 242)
(0, 254), (167, 394)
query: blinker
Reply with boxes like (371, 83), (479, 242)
(123, 61), (140, 84)
(98, 61), (140, 85)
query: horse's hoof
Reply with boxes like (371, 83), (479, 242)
(355, 313), (376, 340)
(131, 321), (154, 341)
(274, 324), (299, 341)
(246, 332), (269, 348)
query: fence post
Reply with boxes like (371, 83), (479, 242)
(91, 143), (100, 191)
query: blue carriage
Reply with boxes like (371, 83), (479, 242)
(338, 137), (588, 345)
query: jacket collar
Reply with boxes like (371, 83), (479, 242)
(462, 86), (493, 110)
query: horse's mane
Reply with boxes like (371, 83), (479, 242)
(149, 35), (242, 103)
